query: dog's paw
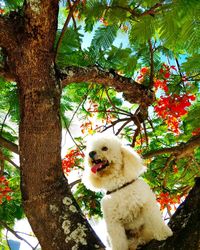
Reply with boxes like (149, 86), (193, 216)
(155, 226), (173, 241)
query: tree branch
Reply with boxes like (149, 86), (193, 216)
(59, 66), (155, 105)
(3, 155), (20, 170)
(0, 135), (19, 155)
(143, 135), (200, 159)
(148, 39), (154, 88)
(140, 1), (164, 17)
(55, 0), (80, 60)
(108, 1), (164, 18)
(0, 220), (35, 250)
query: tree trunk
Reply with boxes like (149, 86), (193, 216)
(6, 1), (104, 249)
(140, 177), (200, 250)
(18, 60), (104, 249)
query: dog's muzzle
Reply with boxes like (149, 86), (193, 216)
(89, 151), (109, 174)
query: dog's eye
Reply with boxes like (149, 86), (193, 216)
(101, 146), (108, 151)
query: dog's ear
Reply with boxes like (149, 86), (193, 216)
(121, 145), (146, 178)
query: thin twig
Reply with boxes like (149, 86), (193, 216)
(116, 119), (132, 135)
(67, 0), (82, 51)
(66, 126), (83, 152)
(6, 229), (12, 250)
(33, 242), (40, 250)
(0, 149), (4, 175)
(131, 126), (140, 147)
(0, 107), (11, 134)
(55, 0), (80, 61)
(175, 58), (183, 78)
(0, 221), (35, 249)
(162, 155), (175, 173)
(69, 178), (81, 189)
(88, 109), (132, 117)
(105, 88), (132, 116)
(148, 39), (154, 88)
(162, 155), (175, 188)
(140, 0), (165, 17)
(68, 95), (88, 129)
(143, 121), (149, 146)
(102, 117), (131, 132)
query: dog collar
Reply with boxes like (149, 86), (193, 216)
(106, 178), (137, 195)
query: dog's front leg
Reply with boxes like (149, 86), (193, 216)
(106, 221), (128, 250)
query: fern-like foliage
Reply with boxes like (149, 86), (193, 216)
(182, 54), (200, 75)
(55, 26), (83, 67)
(91, 24), (118, 51)
(129, 15), (156, 45)
(3, 0), (23, 9)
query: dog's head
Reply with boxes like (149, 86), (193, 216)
(85, 133), (122, 175)
(82, 133), (146, 191)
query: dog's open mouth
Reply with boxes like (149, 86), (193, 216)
(91, 159), (109, 174)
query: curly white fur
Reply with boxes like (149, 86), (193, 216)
(82, 134), (173, 250)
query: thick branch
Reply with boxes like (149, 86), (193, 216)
(59, 66), (155, 105)
(0, 135), (19, 155)
(143, 135), (200, 159)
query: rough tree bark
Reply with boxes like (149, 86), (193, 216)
(0, 1), (199, 250)
(1, 1), (104, 249)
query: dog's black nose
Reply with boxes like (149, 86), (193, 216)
(89, 151), (96, 159)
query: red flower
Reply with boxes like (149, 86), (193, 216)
(157, 192), (181, 210)
(0, 176), (13, 204)
(140, 67), (148, 75)
(62, 149), (84, 175)
(192, 128), (200, 136)
(164, 72), (170, 79)
(154, 79), (168, 92)
(170, 65), (177, 71)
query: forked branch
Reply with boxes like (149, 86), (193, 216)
(143, 135), (200, 159)
(59, 66), (155, 105)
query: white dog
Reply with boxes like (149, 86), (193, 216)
(82, 133), (173, 250)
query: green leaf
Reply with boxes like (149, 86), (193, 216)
(182, 54), (200, 74)
(129, 15), (156, 44)
(91, 25), (118, 51)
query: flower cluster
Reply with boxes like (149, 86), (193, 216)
(81, 101), (115, 134)
(154, 94), (195, 134)
(80, 121), (94, 134)
(157, 192), (181, 211)
(62, 149), (84, 175)
(0, 176), (12, 204)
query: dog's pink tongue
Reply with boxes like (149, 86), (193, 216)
(91, 163), (103, 174)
